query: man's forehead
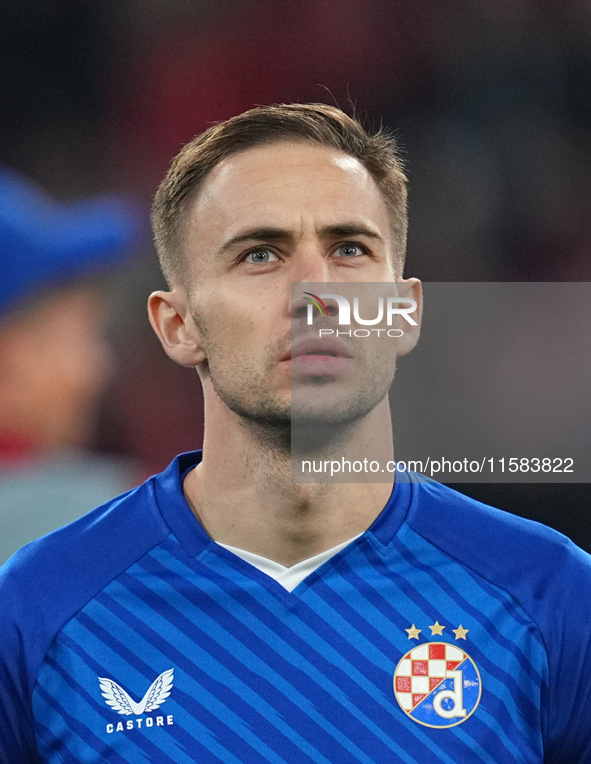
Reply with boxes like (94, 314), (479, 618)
(186, 141), (388, 239)
(204, 141), (370, 187)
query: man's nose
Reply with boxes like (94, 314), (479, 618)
(290, 249), (340, 321)
(290, 247), (331, 284)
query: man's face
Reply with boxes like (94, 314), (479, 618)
(182, 141), (406, 429)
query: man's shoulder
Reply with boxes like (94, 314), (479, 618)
(405, 477), (591, 614)
(395, 478), (591, 758)
(407, 477), (588, 554)
(0, 449), (202, 587)
(0, 465), (175, 657)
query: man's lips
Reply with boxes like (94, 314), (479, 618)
(281, 338), (353, 375)
(281, 338), (353, 362)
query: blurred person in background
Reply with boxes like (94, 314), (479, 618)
(0, 169), (141, 564)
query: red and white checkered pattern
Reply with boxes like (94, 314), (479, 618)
(394, 643), (465, 711)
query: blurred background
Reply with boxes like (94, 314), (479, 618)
(1, 0), (590, 555)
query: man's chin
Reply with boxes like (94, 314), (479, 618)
(218, 380), (389, 444)
(231, 401), (369, 437)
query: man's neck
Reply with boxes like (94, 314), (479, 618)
(183, 397), (395, 567)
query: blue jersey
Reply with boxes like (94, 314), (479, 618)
(1, 451), (590, 762)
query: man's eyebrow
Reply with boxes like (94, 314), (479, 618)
(219, 227), (293, 253)
(321, 223), (384, 242)
(218, 222), (384, 254)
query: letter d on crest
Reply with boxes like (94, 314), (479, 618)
(433, 670), (467, 719)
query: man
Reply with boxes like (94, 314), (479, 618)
(0, 104), (590, 762)
(0, 169), (140, 563)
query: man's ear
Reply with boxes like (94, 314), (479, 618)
(147, 288), (206, 367)
(394, 277), (422, 357)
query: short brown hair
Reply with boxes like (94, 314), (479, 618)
(152, 103), (408, 285)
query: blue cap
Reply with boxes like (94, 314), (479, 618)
(0, 168), (142, 316)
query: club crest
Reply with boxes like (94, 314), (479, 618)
(393, 642), (481, 728)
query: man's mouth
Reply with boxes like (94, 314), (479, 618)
(282, 339), (353, 375)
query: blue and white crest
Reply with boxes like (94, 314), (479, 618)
(393, 642), (481, 728)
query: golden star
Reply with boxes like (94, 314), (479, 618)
(405, 624), (422, 640)
(452, 624), (469, 640)
(429, 621), (445, 636)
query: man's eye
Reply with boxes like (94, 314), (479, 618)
(334, 242), (367, 258)
(243, 247), (279, 264)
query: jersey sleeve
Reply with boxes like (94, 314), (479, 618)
(543, 540), (591, 761)
(0, 476), (169, 763)
(0, 556), (41, 763)
(405, 478), (591, 760)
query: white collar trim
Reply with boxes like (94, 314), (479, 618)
(216, 533), (363, 592)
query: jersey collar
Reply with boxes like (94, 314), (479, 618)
(153, 450), (414, 558)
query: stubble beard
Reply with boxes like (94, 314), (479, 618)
(195, 312), (396, 455)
